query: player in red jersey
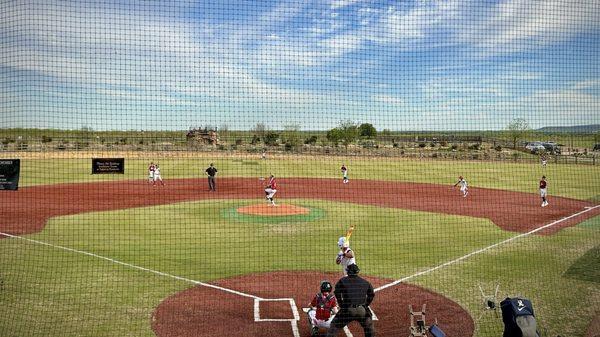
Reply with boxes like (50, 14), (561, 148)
(341, 164), (349, 184)
(148, 162), (156, 184)
(306, 281), (339, 336)
(540, 176), (548, 207)
(264, 174), (278, 206)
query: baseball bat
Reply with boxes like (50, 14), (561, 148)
(345, 225), (355, 242)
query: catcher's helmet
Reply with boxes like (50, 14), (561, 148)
(320, 281), (332, 293)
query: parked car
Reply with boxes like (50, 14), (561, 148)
(525, 142), (546, 153)
(541, 142), (561, 154)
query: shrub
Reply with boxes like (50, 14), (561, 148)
(468, 143), (481, 150)
(450, 144), (458, 150)
(264, 132), (279, 146)
(494, 145), (502, 152)
(440, 141), (448, 147)
(235, 139), (243, 145)
(41, 135), (52, 143)
(418, 143), (426, 148)
(2, 138), (15, 145)
(430, 142), (436, 148)
(251, 135), (260, 145)
(304, 135), (318, 145)
(431, 153), (438, 158)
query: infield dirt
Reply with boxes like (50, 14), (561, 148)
(1, 177), (598, 237)
(151, 271), (474, 337)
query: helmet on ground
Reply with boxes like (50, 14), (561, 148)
(337, 236), (349, 248)
(320, 281), (332, 293)
(346, 264), (360, 275)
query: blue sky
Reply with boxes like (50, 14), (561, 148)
(1, 0), (599, 131)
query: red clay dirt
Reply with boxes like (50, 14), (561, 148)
(151, 271), (475, 337)
(1, 177), (598, 237)
(237, 203), (310, 216)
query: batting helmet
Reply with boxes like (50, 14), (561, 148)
(338, 236), (349, 248)
(320, 281), (332, 293)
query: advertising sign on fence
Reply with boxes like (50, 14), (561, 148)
(0, 159), (20, 190)
(92, 158), (125, 174)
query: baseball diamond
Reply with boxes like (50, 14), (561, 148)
(0, 175), (599, 337)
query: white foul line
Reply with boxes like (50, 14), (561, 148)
(0, 231), (262, 300)
(375, 205), (600, 292)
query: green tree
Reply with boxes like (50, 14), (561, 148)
(326, 128), (343, 146)
(506, 118), (530, 149)
(359, 123), (377, 138)
(263, 132), (279, 146)
(339, 120), (359, 146)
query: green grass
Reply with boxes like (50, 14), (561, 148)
(0, 199), (510, 336)
(564, 245), (600, 284)
(15, 156), (600, 200)
(1, 199), (598, 336)
(413, 225), (600, 337)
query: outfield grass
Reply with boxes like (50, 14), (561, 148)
(13, 155), (600, 200)
(1, 199), (598, 336)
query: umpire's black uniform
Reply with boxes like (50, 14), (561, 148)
(326, 264), (375, 337)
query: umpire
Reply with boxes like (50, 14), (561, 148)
(326, 263), (375, 337)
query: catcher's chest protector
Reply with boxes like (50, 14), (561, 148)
(500, 298), (540, 337)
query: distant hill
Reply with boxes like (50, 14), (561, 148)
(537, 125), (600, 133)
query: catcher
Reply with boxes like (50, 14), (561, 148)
(305, 281), (339, 336)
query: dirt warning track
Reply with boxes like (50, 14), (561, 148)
(0, 177), (598, 237)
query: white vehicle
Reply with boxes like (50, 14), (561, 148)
(525, 142), (546, 153)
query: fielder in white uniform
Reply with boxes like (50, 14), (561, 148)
(153, 165), (164, 186)
(454, 176), (468, 197)
(335, 237), (355, 276)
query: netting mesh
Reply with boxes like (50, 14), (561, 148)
(1, 1), (599, 336)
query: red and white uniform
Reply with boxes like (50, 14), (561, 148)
(265, 176), (277, 204)
(148, 164), (156, 181)
(308, 293), (338, 329)
(539, 180), (547, 198)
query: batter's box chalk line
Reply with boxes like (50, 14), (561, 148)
(254, 297), (378, 337)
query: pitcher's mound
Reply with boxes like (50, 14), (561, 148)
(237, 204), (310, 216)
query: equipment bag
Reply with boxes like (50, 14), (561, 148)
(500, 297), (540, 337)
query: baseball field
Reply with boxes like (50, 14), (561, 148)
(0, 153), (599, 337)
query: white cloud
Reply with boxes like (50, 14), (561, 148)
(373, 94), (406, 105)
(330, 0), (362, 10)
(458, 0), (600, 54)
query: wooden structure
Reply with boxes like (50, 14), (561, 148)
(186, 127), (219, 145)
